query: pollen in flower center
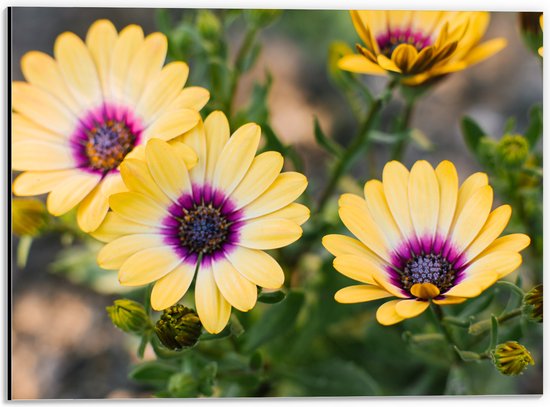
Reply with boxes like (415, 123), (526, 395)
(85, 120), (136, 171)
(376, 28), (432, 57)
(178, 204), (230, 255)
(400, 253), (456, 293)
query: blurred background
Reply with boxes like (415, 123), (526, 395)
(10, 7), (542, 399)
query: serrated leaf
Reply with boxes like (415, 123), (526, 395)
(243, 291), (305, 352)
(461, 116), (486, 154)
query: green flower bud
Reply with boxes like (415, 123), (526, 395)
(106, 299), (151, 334)
(522, 284), (543, 323)
(492, 341), (534, 376)
(196, 10), (221, 42)
(167, 372), (199, 398)
(496, 134), (529, 168)
(155, 305), (202, 350)
(12, 198), (49, 237)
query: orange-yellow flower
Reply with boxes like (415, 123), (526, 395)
(12, 19), (209, 232)
(324, 160), (530, 325)
(339, 11), (507, 86)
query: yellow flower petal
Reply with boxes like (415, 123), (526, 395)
(453, 172), (488, 223)
(463, 205), (511, 263)
(204, 111), (230, 182)
(376, 54), (402, 73)
(376, 300), (405, 326)
(12, 141), (75, 171)
(463, 38), (507, 66)
(241, 172), (307, 220)
(76, 173), (126, 232)
(450, 185), (493, 253)
(212, 257), (257, 312)
(175, 121), (207, 185)
(435, 160), (458, 237)
(391, 44), (418, 73)
(213, 123), (261, 195)
(110, 24), (144, 105)
(136, 61), (189, 125)
(169, 87), (210, 112)
(382, 161), (415, 241)
(46, 172), (100, 216)
(118, 246), (181, 286)
(20, 51), (80, 116)
(119, 158), (171, 205)
(54, 31), (102, 109)
(480, 234), (531, 258)
(225, 247), (284, 289)
(334, 285), (393, 304)
(363, 179), (403, 249)
(12, 112), (66, 144)
(408, 160), (439, 244)
(150, 262), (196, 311)
(85, 19), (117, 99)
(141, 108), (200, 142)
(410, 283), (440, 299)
(231, 151), (284, 209)
(90, 212), (159, 243)
(322, 234), (372, 258)
(249, 203), (310, 226)
(170, 141), (199, 170)
(395, 299), (430, 319)
(12, 169), (76, 196)
(238, 218), (302, 250)
(337, 54), (387, 75)
(195, 264), (231, 334)
(338, 193), (391, 263)
(145, 139), (192, 202)
(432, 296), (467, 305)
(98, 233), (165, 270)
(109, 191), (168, 226)
(125, 32), (167, 106)
(12, 82), (76, 136)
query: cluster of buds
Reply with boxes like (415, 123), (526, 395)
(491, 341), (535, 376)
(106, 299), (151, 334)
(155, 305), (203, 350)
(522, 285), (543, 323)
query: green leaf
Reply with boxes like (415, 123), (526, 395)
(453, 346), (482, 362)
(503, 116), (517, 134)
(129, 361), (178, 387)
(524, 104), (542, 150)
(461, 116), (486, 154)
(313, 116), (342, 157)
(243, 290), (305, 352)
(281, 359), (381, 396)
(257, 290), (286, 304)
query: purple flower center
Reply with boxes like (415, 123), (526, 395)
(376, 28), (432, 57)
(163, 185), (244, 265)
(71, 104), (143, 175)
(400, 253), (456, 292)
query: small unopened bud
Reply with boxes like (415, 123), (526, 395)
(196, 10), (221, 42)
(155, 305), (202, 350)
(496, 134), (529, 168)
(523, 284), (543, 323)
(106, 299), (151, 334)
(492, 341), (534, 376)
(12, 198), (49, 237)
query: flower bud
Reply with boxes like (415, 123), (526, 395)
(167, 372), (199, 398)
(12, 198), (49, 237)
(106, 299), (151, 334)
(522, 284), (543, 323)
(196, 10), (221, 42)
(154, 305), (202, 350)
(496, 134), (529, 168)
(491, 341), (534, 376)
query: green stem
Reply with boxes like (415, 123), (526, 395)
(468, 308), (522, 335)
(429, 303), (457, 350)
(226, 25), (259, 115)
(317, 90), (389, 213)
(391, 98), (416, 161)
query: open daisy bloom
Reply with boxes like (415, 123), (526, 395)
(323, 160), (530, 326)
(94, 112), (309, 333)
(338, 11), (507, 86)
(12, 19), (209, 232)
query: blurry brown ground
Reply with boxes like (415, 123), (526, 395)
(10, 8), (542, 399)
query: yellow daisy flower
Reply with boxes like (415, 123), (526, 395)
(323, 160), (530, 326)
(94, 112), (309, 333)
(339, 11), (507, 86)
(12, 19), (209, 232)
